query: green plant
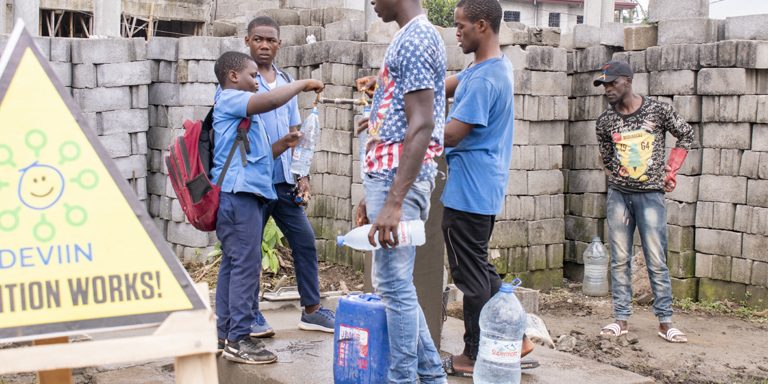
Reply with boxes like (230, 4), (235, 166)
(423, 0), (459, 28)
(262, 217), (285, 274)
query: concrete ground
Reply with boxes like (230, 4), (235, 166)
(217, 300), (654, 384)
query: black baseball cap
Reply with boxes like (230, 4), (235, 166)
(593, 60), (634, 87)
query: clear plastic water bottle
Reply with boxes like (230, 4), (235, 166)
(474, 280), (526, 384)
(290, 107), (320, 177)
(582, 236), (609, 297)
(336, 220), (425, 251)
(358, 105), (371, 180)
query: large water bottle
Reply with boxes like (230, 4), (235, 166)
(474, 280), (526, 384)
(582, 236), (609, 297)
(290, 107), (320, 177)
(336, 220), (425, 251)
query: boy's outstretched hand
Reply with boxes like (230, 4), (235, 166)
(302, 79), (325, 93)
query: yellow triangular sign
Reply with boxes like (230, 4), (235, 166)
(0, 24), (205, 342)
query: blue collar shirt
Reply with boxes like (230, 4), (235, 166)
(256, 64), (302, 184)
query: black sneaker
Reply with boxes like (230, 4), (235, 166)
(222, 338), (277, 365)
(219, 337), (264, 352)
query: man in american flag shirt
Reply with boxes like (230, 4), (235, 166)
(354, 0), (447, 382)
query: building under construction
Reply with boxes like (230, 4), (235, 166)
(2, 0), (211, 37)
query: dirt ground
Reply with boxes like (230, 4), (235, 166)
(448, 283), (768, 384)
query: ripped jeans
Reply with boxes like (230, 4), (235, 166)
(606, 187), (673, 323)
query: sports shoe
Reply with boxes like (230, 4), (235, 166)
(217, 338), (226, 355)
(250, 311), (275, 338)
(299, 306), (335, 333)
(222, 338), (277, 365)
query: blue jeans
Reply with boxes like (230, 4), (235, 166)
(364, 174), (446, 384)
(215, 192), (268, 341)
(253, 182), (320, 313)
(606, 187), (673, 323)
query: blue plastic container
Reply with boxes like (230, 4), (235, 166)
(333, 294), (390, 384)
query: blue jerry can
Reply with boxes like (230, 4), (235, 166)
(333, 293), (389, 384)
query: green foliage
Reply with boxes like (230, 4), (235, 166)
(262, 217), (285, 274)
(423, 0), (459, 28)
(207, 241), (222, 259)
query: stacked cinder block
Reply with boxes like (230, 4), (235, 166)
(690, 38), (768, 309)
(146, 36), (219, 262)
(487, 44), (567, 290)
(69, 38), (151, 212)
(276, 23), (365, 267)
(562, 44), (616, 281)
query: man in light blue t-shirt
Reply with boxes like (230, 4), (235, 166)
(440, 0), (531, 377)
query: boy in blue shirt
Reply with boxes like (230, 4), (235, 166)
(212, 51), (323, 364)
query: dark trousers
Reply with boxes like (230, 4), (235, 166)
(215, 192), (268, 342)
(254, 182), (320, 310)
(442, 207), (501, 360)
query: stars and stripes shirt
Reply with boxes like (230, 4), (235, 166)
(363, 14), (446, 182)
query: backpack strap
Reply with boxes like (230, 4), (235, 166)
(216, 117), (251, 187)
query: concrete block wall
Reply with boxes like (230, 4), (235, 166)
(67, 38), (152, 226)
(562, 44), (615, 282)
(490, 44), (568, 291)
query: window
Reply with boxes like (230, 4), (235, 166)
(548, 12), (561, 27)
(503, 10), (521, 22)
(577, 15), (584, 24)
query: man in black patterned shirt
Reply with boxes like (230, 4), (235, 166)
(594, 61), (692, 343)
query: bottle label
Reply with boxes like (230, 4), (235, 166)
(396, 222), (411, 246)
(477, 339), (522, 364)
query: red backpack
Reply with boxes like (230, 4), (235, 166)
(165, 109), (250, 231)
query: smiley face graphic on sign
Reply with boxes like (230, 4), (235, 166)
(17, 162), (65, 210)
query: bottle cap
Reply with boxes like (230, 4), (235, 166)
(336, 235), (344, 247)
(499, 277), (523, 293)
(591, 236), (602, 242)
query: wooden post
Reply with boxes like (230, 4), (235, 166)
(414, 156), (448, 349)
(147, 1), (156, 40)
(175, 353), (218, 384)
(34, 337), (73, 384)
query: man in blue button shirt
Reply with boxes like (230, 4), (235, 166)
(245, 16), (336, 338)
